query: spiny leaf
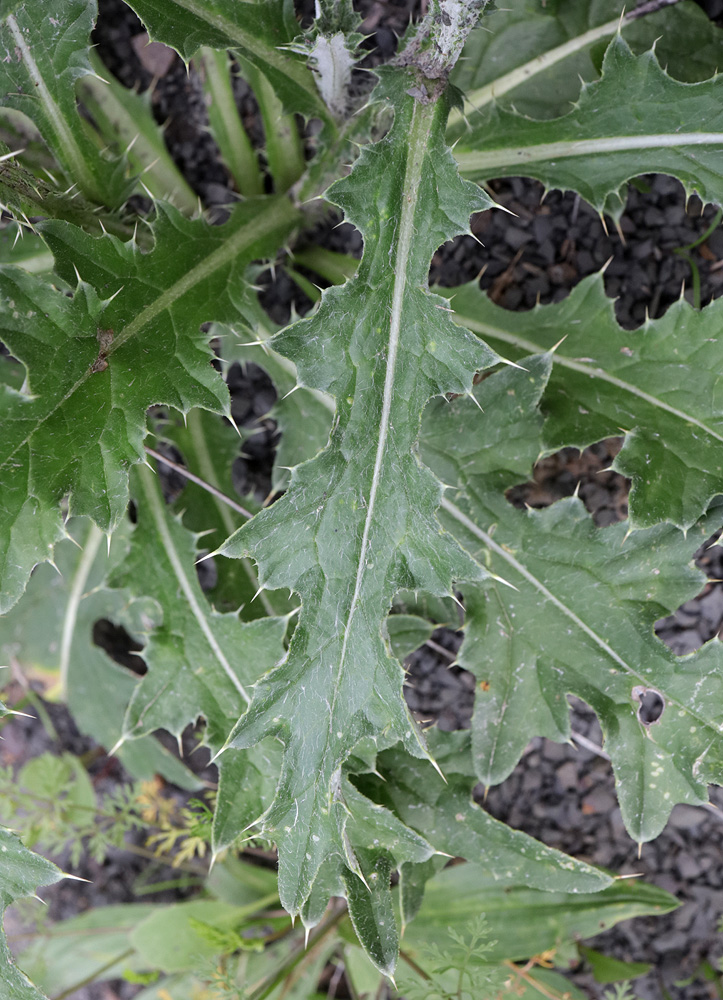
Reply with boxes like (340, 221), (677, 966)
(447, 274), (723, 530)
(0, 144), (135, 239)
(218, 70), (500, 916)
(0, 827), (67, 1000)
(342, 853), (397, 978)
(451, 0), (723, 121)
(0, 516), (200, 788)
(109, 463), (290, 860)
(218, 315), (334, 493)
(113, 463), (288, 753)
(123, 0), (331, 126)
(422, 358), (723, 842)
(0, 225), (55, 280)
(153, 405), (283, 617)
(452, 35), (723, 216)
(0, 0), (129, 207)
(0, 195), (297, 614)
(361, 735), (612, 899)
(78, 49), (198, 214)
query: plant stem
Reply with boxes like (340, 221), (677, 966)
(449, 0), (684, 125)
(246, 905), (348, 1000)
(240, 56), (304, 194)
(398, 948), (432, 981)
(25, 690), (59, 742)
(51, 947), (135, 1000)
(183, 409), (277, 617)
(145, 445), (253, 519)
(501, 960), (570, 999)
(673, 207), (723, 309)
(198, 48), (264, 197)
(629, 0), (683, 18)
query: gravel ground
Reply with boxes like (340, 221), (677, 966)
(5, 2), (723, 999)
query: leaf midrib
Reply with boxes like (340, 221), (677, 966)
(454, 314), (723, 446)
(332, 96), (436, 719)
(58, 520), (103, 700)
(0, 197), (292, 476)
(456, 132), (723, 173)
(280, 97), (438, 912)
(6, 15), (99, 200)
(139, 462), (250, 705)
(448, 15), (622, 126)
(186, 408), (275, 617)
(440, 495), (715, 733)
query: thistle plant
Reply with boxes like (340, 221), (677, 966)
(1, 0), (722, 995)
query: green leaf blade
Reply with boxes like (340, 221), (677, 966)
(0, 516), (201, 787)
(454, 36), (723, 215)
(452, 0), (723, 121)
(448, 275), (723, 530)
(421, 358), (723, 841)
(114, 464), (288, 753)
(218, 72), (500, 916)
(0, 0), (129, 206)
(0, 827), (66, 1000)
(124, 0), (330, 125)
(0, 196), (297, 613)
(403, 863), (677, 965)
(368, 738), (611, 897)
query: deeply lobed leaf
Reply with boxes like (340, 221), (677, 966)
(218, 70), (500, 916)
(0, 0), (129, 206)
(452, 35), (723, 216)
(422, 356), (723, 841)
(113, 464), (289, 753)
(0, 517), (201, 788)
(123, 0), (331, 126)
(0, 827), (67, 1000)
(0, 197), (297, 613)
(452, 0), (723, 120)
(447, 274), (723, 530)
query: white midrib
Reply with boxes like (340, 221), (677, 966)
(114, 197), (290, 352)
(455, 314), (723, 446)
(58, 521), (103, 699)
(456, 133), (723, 173)
(6, 15), (98, 201)
(440, 495), (716, 731)
(187, 409), (275, 618)
(140, 464), (250, 704)
(448, 16), (623, 126)
(335, 98), (435, 703)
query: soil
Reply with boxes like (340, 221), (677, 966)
(4, 2), (723, 999)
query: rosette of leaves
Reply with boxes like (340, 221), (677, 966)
(2, 0), (723, 991)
